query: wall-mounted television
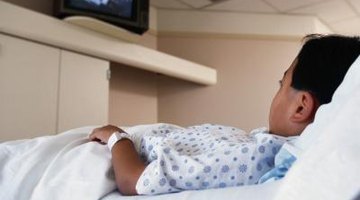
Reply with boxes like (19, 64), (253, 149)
(54, 0), (149, 34)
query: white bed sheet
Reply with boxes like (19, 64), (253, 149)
(102, 180), (282, 200)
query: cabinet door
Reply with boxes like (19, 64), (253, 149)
(57, 50), (109, 132)
(0, 34), (60, 141)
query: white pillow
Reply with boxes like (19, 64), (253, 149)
(274, 55), (360, 200)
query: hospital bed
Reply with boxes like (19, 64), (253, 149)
(1, 55), (360, 200)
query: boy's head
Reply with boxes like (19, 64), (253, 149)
(269, 34), (360, 137)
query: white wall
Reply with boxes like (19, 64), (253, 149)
(157, 36), (301, 131)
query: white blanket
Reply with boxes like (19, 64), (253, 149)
(0, 125), (282, 200)
(0, 126), (116, 200)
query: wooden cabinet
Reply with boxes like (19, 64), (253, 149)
(57, 50), (109, 132)
(0, 34), (60, 140)
(0, 34), (109, 141)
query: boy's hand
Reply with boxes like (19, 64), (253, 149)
(89, 125), (124, 144)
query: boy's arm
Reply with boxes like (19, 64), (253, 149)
(89, 125), (145, 196)
(111, 139), (145, 195)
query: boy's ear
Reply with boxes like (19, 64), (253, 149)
(290, 91), (317, 123)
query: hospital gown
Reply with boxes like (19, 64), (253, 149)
(129, 123), (296, 195)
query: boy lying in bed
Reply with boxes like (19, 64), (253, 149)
(90, 34), (360, 195)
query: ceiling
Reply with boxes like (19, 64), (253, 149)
(150, 0), (360, 35)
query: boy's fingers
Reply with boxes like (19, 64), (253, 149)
(89, 132), (98, 140)
(89, 133), (95, 140)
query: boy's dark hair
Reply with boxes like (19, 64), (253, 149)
(291, 34), (360, 105)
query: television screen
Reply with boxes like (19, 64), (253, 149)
(55, 0), (149, 34)
(66, 0), (133, 19)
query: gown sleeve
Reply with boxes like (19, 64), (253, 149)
(135, 130), (288, 195)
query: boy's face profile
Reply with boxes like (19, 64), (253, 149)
(268, 60), (301, 137)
